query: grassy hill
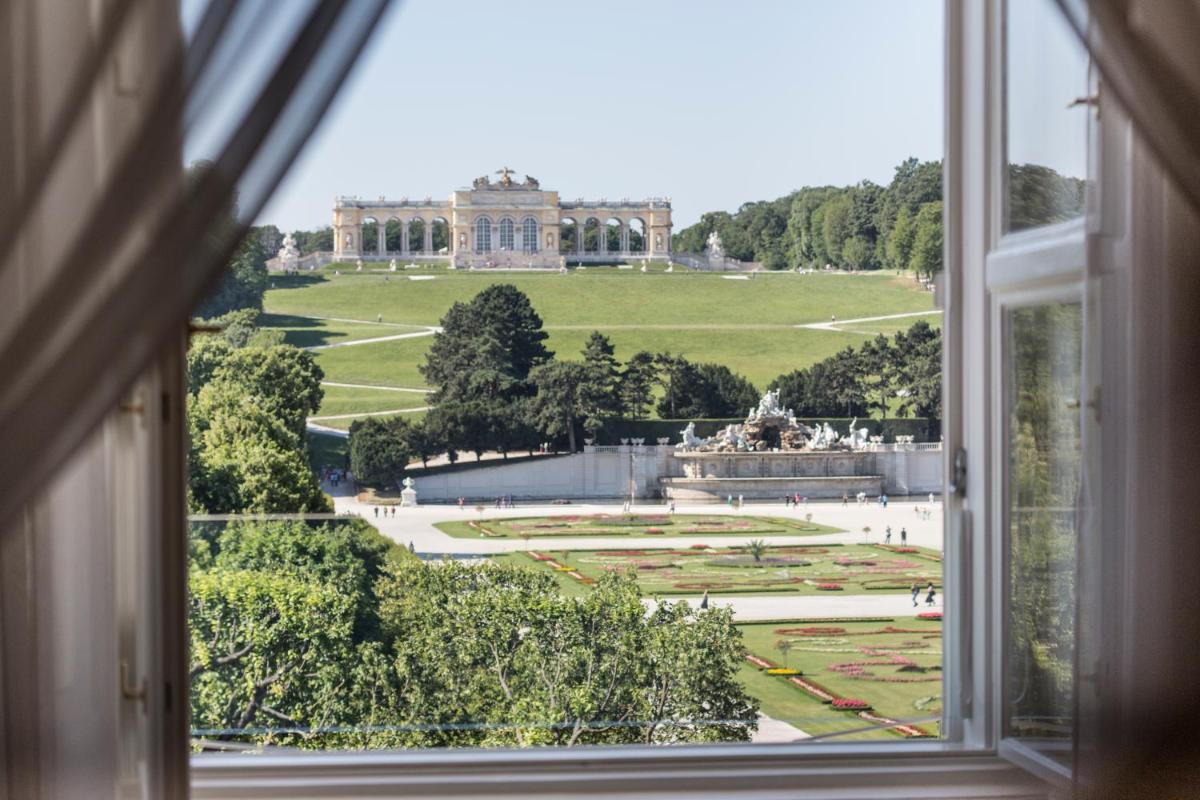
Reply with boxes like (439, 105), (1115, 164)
(263, 265), (938, 427)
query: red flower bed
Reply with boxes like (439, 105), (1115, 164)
(673, 581), (735, 591)
(917, 611), (942, 620)
(816, 583), (844, 591)
(690, 544), (710, 550)
(831, 698), (871, 710)
(774, 626), (847, 636)
(645, 528), (665, 534)
(607, 550), (649, 556)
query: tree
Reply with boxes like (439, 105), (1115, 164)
(693, 363), (759, 418)
(857, 334), (896, 418)
(886, 206), (917, 270)
(401, 419), (443, 468)
(745, 539), (768, 563)
(841, 236), (871, 271)
(420, 285), (551, 403)
(909, 202), (944, 279)
(529, 361), (588, 452)
(213, 345), (324, 440)
(618, 351), (658, 420)
(196, 228), (270, 318)
(775, 638), (794, 669)
(821, 195), (854, 266)
(580, 331), (622, 432)
(348, 416), (414, 487)
(187, 335), (234, 395)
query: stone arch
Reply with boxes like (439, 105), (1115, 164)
(627, 217), (646, 253)
(474, 215), (492, 253)
(407, 218), (426, 253)
(604, 217), (623, 254)
(430, 216), (450, 254)
(583, 217), (602, 253)
(384, 216), (403, 253)
(361, 216), (381, 255)
(559, 217), (578, 254)
(498, 217), (516, 251)
(521, 216), (538, 253)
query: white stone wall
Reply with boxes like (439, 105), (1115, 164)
(411, 445), (941, 502)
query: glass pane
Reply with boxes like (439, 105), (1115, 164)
(1005, 0), (1089, 232)
(1004, 303), (1081, 766)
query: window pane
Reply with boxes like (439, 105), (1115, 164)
(1004, 0), (1089, 232)
(1004, 303), (1081, 766)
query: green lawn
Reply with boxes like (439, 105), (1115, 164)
(267, 267), (935, 427)
(315, 384), (431, 417)
(498, 544), (942, 597)
(310, 409), (427, 432)
(833, 312), (943, 336)
(436, 513), (843, 540)
(737, 618), (942, 741)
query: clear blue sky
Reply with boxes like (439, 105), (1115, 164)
(259, 0), (944, 232)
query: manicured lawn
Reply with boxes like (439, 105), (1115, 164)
(310, 336), (434, 389)
(265, 269), (934, 329)
(310, 409), (427, 432)
(737, 617), (942, 741)
(261, 312), (427, 349)
(436, 513), (842, 540)
(315, 384), (431, 417)
(833, 312), (944, 336)
(501, 543), (942, 596)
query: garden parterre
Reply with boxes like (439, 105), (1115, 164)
(737, 616), (943, 741)
(513, 543), (943, 596)
(435, 513), (843, 540)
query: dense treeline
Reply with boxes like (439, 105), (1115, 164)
(673, 158), (943, 272)
(188, 519), (757, 748)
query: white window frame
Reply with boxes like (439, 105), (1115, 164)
(522, 216), (538, 252)
(475, 216), (492, 253)
(187, 2), (1096, 796)
(499, 216), (515, 251)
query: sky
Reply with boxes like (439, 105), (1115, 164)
(258, 0), (945, 232)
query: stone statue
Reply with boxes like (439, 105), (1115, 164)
(676, 422), (708, 451)
(524, 174), (540, 188)
(276, 232), (299, 264)
(389, 258), (397, 271)
(472, 175), (489, 189)
(706, 230), (725, 260)
(495, 166), (516, 186)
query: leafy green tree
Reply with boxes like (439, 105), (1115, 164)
(821, 195), (854, 266)
(420, 285), (551, 404)
(188, 380), (330, 513)
(618, 351), (658, 420)
(653, 353), (694, 419)
(293, 227), (333, 254)
(348, 416), (414, 487)
(841, 236), (871, 271)
(423, 403), (468, 462)
(886, 206), (917, 270)
(858, 334), (896, 417)
(909, 201), (944, 279)
(530, 361), (588, 452)
(693, 363), (759, 418)
(374, 561), (758, 747)
(196, 229), (270, 318)
(745, 539), (768, 563)
(187, 335), (234, 396)
(213, 345), (324, 440)
(892, 321), (942, 420)
(401, 419), (443, 468)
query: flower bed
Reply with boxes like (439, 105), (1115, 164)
(816, 583), (844, 591)
(917, 611), (942, 620)
(744, 653), (777, 669)
(831, 698), (871, 710)
(774, 626), (847, 636)
(766, 668), (801, 675)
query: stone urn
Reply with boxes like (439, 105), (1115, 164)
(400, 476), (418, 507)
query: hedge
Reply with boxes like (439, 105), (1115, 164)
(598, 417), (939, 445)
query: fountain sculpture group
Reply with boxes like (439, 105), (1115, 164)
(661, 390), (885, 501)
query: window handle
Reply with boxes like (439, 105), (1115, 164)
(120, 659), (147, 712)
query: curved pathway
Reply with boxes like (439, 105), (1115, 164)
(796, 310), (936, 332)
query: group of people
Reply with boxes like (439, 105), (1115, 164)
(911, 581), (937, 607)
(782, 494), (810, 508)
(321, 467), (349, 487)
(373, 506), (396, 518)
(882, 525), (908, 545)
(725, 494), (746, 510)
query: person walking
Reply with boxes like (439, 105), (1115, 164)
(842, 492), (849, 507)
(885, 526), (892, 544)
(373, 507), (378, 518)
(737, 494), (744, 510)
(911, 582), (920, 607)
(882, 493), (889, 508)
(900, 526), (908, 545)
(727, 494), (733, 508)
(669, 500), (676, 515)
(925, 583), (937, 607)
(700, 590), (709, 610)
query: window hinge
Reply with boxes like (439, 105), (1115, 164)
(948, 447), (967, 497)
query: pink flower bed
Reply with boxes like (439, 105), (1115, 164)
(831, 698), (871, 710)
(917, 611), (942, 620)
(816, 583), (844, 591)
(774, 626), (847, 636)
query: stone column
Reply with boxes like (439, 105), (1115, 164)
(424, 222), (433, 254)
(576, 223), (584, 255)
(401, 225), (409, 255)
(621, 225), (629, 254)
(377, 226), (386, 256)
(599, 223), (608, 255)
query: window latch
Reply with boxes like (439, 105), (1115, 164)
(948, 447), (967, 498)
(120, 659), (147, 713)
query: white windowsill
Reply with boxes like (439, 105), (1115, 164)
(191, 743), (1053, 799)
